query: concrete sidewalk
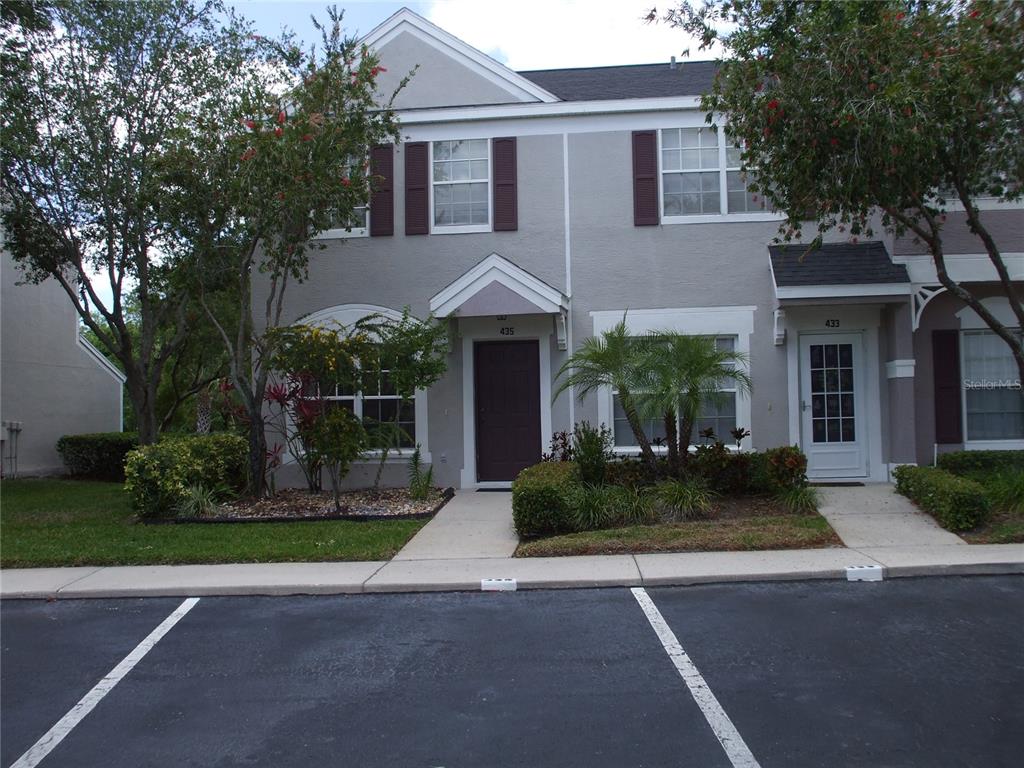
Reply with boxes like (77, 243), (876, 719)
(2, 484), (1022, 599)
(2, 544), (1022, 599)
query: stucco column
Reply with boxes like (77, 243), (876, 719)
(885, 302), (917, 465)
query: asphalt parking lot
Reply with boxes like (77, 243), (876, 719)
(2, 576), (1022, 768)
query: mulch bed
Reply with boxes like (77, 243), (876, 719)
(149, 487), (454, 524)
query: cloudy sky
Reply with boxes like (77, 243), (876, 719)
(228, 0), (715, 69)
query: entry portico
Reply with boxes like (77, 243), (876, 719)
(430, 253), (569, 487)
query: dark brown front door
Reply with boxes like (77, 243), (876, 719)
(475, 340), (541, 481)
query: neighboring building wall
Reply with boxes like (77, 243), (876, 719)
(1, 252), (123, 476)
(913, 283), (1020, 464)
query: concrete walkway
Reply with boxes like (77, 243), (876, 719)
(818, 484), (966, 548)
(392, 490), (518, 560)
(2, 484), (1022, 598)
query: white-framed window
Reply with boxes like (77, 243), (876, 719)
(316, 157), (369, 238)
(431, 138), (490, 233)
(612, 336), (740, 449)
(661, 126), (721, 216)
(961, 329), (1024, 442)
(659, 127), (777, 223)
(318, 366), (416, 450)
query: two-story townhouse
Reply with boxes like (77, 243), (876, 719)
(257, 8), (1024, 490)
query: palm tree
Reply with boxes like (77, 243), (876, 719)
(636, 332), (752, 475)
(553, 319), (658, 472)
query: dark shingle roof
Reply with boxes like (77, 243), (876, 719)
(769, 242), (909, 287)
(517, 61), (719, 101)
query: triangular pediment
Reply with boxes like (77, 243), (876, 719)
(361, 8), (559, 109)
(430, 254), (567, 317)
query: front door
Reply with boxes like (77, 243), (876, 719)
(799, 333), (867, 478)
(475, 340), (541, 482)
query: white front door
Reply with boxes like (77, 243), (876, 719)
(799, 333), (867, 478)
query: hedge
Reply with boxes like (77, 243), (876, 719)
(124, 433), (248, 518)
(56, 432), (139, 481)
(936, 450), (1024, 477)
(892, 465), (990, 532)
(511, 461), (579, 537)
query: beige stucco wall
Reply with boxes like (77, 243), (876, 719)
(1, 251), (123, 476)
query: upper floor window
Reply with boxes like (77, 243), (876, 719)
(661, 127), (720, 216)
(432, 139), (490, 230)
(657, 127), (773, 222)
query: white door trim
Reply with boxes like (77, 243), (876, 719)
(784, 306), (886, 482)
(799, 332), (867, 478)
(459, 315), (553, 488)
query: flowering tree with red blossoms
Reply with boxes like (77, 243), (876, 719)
(181, 9), (409, 496)
(652, 0), (1024, 377)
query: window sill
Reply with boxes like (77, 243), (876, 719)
(661, 212), (785, 225)
(430, 223), (491, 235)
(612, 444), (745, 456)
(963, 439), (1024, 451)
(314, 227), (368, 240)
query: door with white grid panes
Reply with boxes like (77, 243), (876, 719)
(799, 334), (867, 478)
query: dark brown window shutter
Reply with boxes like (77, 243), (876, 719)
(932, 329), (963, 444)
(492, 137), (517, 231)
(632, 130), (659, 226)
(404, 142), (429, 235)
(369, 144), (393, 237)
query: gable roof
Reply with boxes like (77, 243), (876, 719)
(361, 8), (559, 104)
(518, 61), (719, 101)
(769, 241), (910, 287)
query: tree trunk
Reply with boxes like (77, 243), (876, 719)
(125, 373), (159, 444)
(246, 407), (266, 498)
(619, 392), (659, 473)
(663, 411), (680, 477)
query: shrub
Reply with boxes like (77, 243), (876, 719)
(124, 433), (247, 518)
(652, 479), (717, 521)
(775, 485), (819, 515)
(512, 462), (579, 537)
(407, 444), (434, 501)
(893, 465), (990, 532)
(177, 483), (222, 517)
(605, 484), (657, 526)
(307, 407), (366, 511)
(747, 451), (773, 493)
(541, 430), (573, 462)
(764, 446), (809, 490)
(56, 432), (139, 481)
(937, 450), (1024, 477)
(690, 442), (752, 494)
(568, 484), (615, 531)
(981, 471), (1024, 514)
(605, 456), (665, 487)
(573, 421), (612, 486)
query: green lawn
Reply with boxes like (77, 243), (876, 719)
(0, 479), (427, 568)
(516, 514), (840, 557)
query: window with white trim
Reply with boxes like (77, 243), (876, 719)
(962, 329), (1024, 441)
(660, 128), (770, 219)
(725, 134), (760, 214)
(319, 364), (416, 449)
(432, 139), (489, 227)
(612, 336), (739, 449)
(319, 156), (369, 237)
(661, 127), (721, 216)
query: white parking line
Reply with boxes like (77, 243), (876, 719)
(631, 587), (761, 768)
(10, 597), (200, 768)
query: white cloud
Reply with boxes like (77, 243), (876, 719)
(425, 0), (718, 71)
